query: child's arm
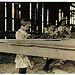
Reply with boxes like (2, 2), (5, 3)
(50, 30), (58, 36)
(25, 34), (31, 39)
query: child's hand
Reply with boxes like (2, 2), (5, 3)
(27, 34), (31, 36)
(30, 65), (33, 69)
(26, 34), (31, 39)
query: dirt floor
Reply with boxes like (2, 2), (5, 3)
(0, 53), (75, 74)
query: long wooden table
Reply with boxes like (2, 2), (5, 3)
(0, 39), (75, 60)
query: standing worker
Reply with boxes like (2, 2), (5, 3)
(15, 18), (33, 74)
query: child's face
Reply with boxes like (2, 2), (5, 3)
(22, 22), (31, 31)
(48, 26), (55, 31)
(44, 28), (48, 33)
(61, 21), (65, 26)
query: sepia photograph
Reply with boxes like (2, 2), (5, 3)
(0, 2), (75, 74)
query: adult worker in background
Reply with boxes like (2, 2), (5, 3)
(52, 18), (71, 38)
(40, 25), (57, 39)
(57, 19), (71, 38)
(15, 18), (33, 74)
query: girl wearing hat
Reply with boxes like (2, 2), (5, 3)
(15, 19), (33, 74)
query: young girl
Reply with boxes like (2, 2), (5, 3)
(15, 19), (33, 74)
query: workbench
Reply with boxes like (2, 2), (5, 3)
(0, 39), (75, 60)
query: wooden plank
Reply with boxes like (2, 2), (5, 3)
(0, 39), (75, 49)
(0, 42), (75, 60)
(0, 39), (75, 60)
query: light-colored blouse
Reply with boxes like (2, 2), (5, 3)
(15, 29), (32, 68)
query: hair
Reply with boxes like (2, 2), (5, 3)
(20, 18), (31, 26)
(22, 18), (31, 22)
(47, 24), (56, 28)
(60, 19), (66, 24)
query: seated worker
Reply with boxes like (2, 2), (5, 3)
(40, 25), (57, 39)
(52, 18), (71, 39)
(47, 25), (57, 39)
(57, 19), (71, 38)
(15, 18), (33, 74)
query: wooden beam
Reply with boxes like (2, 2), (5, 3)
(0, 39), (75, 50)
(0, 39), (75, 60)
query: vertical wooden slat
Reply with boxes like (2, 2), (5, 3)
(7, 3), (12, 39)
(31, 3), (35, 21)
(0, 3), (5, 39)
(38, 3), (42, 33)
(12, 3), (15, 31)
(47, 9), (49, 25)
(14, 3), (20, 31)
(2, 3), (5, 32)
(5, 3), (7, 39)
(31, 3), (33, 32)
(19, 4), (21, 19)
(36, 3), (38, 33)
(0, 3), (5, 31)
(35, 3), (37, 33)
(7, 3), (12, 31)
(63, 3), (71, 25)
(31, 3), (36, 33)
(29, 3), (32, 32)
(44, 4), (47, 27)
(67, 5), (70, 25)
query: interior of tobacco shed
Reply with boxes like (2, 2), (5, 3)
(0, 2), (75, 39)
(0, 2), (75, 74)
